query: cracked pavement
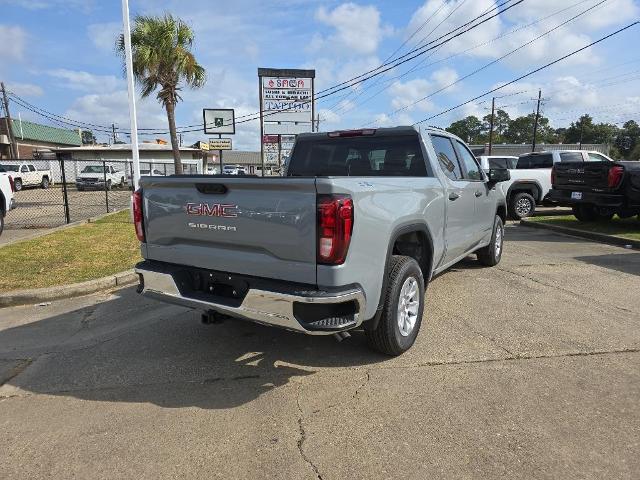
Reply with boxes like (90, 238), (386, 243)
(0, 225), (639, 479)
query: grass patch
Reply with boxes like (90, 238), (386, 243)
(527, 214), (640, 241)
(0, 210), (141, 291)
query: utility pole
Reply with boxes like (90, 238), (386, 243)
(315, 113), (321, 132)
(578, 118), (584, 150)
(531, 89), (542, 152)
(1, 82), (18, 158)
(488, 97), (495, 155)
(111, 123), (118, 144)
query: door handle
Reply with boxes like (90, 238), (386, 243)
(449, 192), (460, 201)
(475, 190), (483, 197)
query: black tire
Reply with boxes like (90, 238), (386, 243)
(13, 178), (22, 192)
(572, 204), (597, 222)
(508, 192), (536, 220)
(119, 177), (125, 188)
(365, 255), (425, 356)
(106, 180), (112, 191)
(77, 186), (84, 192)
(477, 215), (504, 267)
(41, 177), (50, 189)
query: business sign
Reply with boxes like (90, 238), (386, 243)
(203, 108), (235, 134)
(258, 68), (315, 170)
(209, 138), (233, 150)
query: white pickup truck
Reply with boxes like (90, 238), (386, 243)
(76, 165), (127, 191)
(0, 162), (54, 191)
(0, 170), (16, 236)
(481, 150), (614, 219)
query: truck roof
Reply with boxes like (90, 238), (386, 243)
(296, 125), (462, 141)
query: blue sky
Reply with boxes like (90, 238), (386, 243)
(1, 0), (639, 149)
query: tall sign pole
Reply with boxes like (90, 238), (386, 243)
(121, 0), (141, 189)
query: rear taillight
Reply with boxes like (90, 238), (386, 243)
(607, 165), (624, 188)
(551, 166), (556, 186)
(8, 175), (15, 193)
(132, 188), (145, 242)
(327, 129), (376, 138)
(317, 195), (353, 265)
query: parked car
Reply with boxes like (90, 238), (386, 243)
(0, 162), (53, 191)
(503, 150), (614, 219)
(548, 160), (640, 221)
(222, 164), (247, 175)
(76, 165), (126, 191)
(133, 126), (510, 356)
(0, 170), (16, 237)
(477, 155), (518, 171)
(127, 168), (166, 184)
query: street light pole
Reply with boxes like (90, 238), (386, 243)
(121, 0), (141, 190)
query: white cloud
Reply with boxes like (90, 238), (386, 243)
(46, 69), (123, 92)
(0, 25), (26, 61)
(313, 3), (390, 55)
(87, 22), (121, 53)
(6, 83), (44, 97)
(389, 78), (433, 112)
(431, 67), (459, 90)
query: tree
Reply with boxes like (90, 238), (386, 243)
(503, 113), (554, 144)
(446, 115), (483, 143)
(564, 115), (619, 146)
(616, 120), (640, 158)
(117, 14), (206, 174)
(81, 130), (96, 145)
(481, 109), (511, 144)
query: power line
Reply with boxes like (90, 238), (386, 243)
(414, 21), (640, 125)
(366, 0), (610, 126)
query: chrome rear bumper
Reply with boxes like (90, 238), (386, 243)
(135, 265), (366, 335)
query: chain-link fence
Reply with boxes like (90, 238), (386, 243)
(0, 158), (199, 229)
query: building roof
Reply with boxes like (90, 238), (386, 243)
(7, 118), (82, 146)
(57, 143), (200, 152)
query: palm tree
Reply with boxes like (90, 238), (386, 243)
(117, 14), (206, 174)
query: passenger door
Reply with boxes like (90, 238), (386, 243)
(430, 134), (478, 264)
(453, 140), (495, 242)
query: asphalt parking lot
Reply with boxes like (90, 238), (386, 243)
(4, 186), (131, 229)
(1, 224), (638, 479)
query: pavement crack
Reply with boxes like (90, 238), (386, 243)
(296, 384), (324, 480)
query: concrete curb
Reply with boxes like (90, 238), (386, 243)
(0, 270), (138, 308)
(520, 219), (640, 250)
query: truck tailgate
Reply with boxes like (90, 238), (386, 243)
(553, 161), (613, 191)
(140, 176), (318, 285)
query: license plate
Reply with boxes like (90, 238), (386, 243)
(571, 192), (583, 200)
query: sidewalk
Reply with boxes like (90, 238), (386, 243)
(0, 228), (53, 246)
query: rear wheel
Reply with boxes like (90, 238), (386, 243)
(508, 192), (536, 220)
(365, 255), (425, 356)
(13, 178), (22, 191)
(41, 177), (50, 189)
(572, 204), (613, 222)
(106, 180), (112, 191)
(477, 215), (504, 267)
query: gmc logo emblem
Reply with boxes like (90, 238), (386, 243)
(185, 203), (238, 217)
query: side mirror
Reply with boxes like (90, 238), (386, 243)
(487, 168), (510, 186)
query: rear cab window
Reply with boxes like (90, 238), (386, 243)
(517, 153), (553, 169)
(287, 132), (430, 177)
(488, 157), (516, 169)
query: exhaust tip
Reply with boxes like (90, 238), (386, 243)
(333, 331), (351, 342)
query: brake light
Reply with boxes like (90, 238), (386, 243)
(607, 165), (624, 188)
(132, 188), (145, 242)
(8, 175), (15, 193)
(551, 166), (556, 186)
(327, 129), (376, 138)
(317, 195), (353, 265)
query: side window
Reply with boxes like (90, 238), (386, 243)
(559, 152), (584, 162)
(455, 141), (483, 180)
(21, 165), (29, 173)
(28, 165), (36, 172)
(430, 135), (462, 181)
(587, 152), (607, 162)
(488, 158), (507, 169)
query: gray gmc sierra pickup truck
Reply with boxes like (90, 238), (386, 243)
(134, 126), (510, 355)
